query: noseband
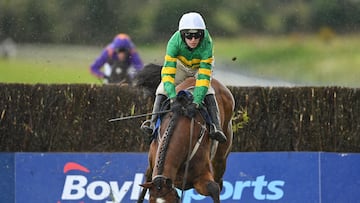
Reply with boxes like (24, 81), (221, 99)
(151, 175), (180, 201)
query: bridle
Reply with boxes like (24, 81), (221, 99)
(151, 175), (180, 202)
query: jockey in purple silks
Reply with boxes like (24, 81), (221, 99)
(90, 33), (144, 84)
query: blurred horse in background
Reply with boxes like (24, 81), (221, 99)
(137, 76), (235, 203)
(133, 63), (162, 100)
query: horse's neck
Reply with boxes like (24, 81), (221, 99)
(154, 113), (209, 180)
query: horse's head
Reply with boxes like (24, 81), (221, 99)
(140, 175), (180, 203)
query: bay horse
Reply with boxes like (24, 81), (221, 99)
(137, 77), (235, 203)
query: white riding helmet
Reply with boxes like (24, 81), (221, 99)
(178, 12), (206, 31)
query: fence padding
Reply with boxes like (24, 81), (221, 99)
(1, 84), (359, 152)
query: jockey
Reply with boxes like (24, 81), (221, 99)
(141, 12), (227, 143)
(90, 33), (143, 84)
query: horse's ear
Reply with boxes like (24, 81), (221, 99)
(140, 182), (153, 189)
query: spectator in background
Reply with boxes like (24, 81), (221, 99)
(90, 33), (143, 84)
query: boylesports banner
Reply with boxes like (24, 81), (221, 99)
(0, 152), (359, 202)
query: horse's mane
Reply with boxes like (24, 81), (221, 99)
(133, 63), (162, 98)
(156, 90), (202, 175)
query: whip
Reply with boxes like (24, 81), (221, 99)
(108, 110), (171, 122)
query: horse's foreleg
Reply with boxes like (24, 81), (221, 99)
(212, 157), (226, 191)
(194, 180), (220, 203)
(207, 181), (220, 203)
(212, 123), (232, 190)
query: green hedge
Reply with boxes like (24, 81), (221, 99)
(229, 86), (360, 152)
(1, 84), (359, 152)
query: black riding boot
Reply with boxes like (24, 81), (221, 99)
(204, 94), (227, 143)
(141, 94), (167, 135)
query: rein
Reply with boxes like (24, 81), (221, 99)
(188, 119), (207, 160)
(181, 115), (207, 201)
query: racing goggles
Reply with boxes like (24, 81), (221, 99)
(184, 31), (203, 40)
